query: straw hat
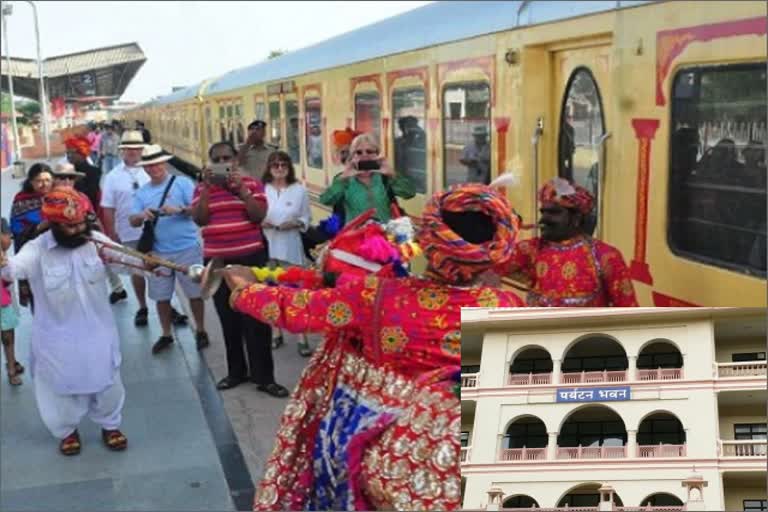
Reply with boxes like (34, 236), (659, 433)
(118, 130), (146, 149)
(52, 162), (86, 179)
(138, 144), (173, 166)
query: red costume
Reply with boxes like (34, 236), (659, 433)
(507, 178), (638, 306)
(233, 184), (523, 511)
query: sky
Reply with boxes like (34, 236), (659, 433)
(1, 1), (431, 103)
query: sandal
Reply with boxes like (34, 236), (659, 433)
(134, 307), (149, 327)
(60, 430), (81, 456)
(297, 340), (313, 358)
(271, 335), (284, 350)
(102, 428), (127, 451)
(256, 382), (289, 398)
(171, 307), (188, 326)
(14, 362), (24, 375)
(7, 370), (21, 386)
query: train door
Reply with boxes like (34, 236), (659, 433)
(551, 45), (612, 238)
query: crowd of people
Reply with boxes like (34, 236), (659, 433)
(0, 115), (640, 510)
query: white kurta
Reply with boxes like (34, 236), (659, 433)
(1, 230), (143, 395)
(263, 183), (312, 265)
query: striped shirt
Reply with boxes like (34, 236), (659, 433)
(192, 177), (266, 258)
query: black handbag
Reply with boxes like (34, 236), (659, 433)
(136, 176), (176, 253)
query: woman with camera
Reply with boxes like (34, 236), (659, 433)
(319, 133), (415, 225)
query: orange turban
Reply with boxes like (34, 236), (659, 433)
(64, 136), (91, 157)
(42, 189), (89, 225)
(332, 128), (361, 148)
(538, 177), (594, 215)
(419, 183), (519, 284)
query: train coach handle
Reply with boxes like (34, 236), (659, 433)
(595, 131), (612, 239)
(531, 117), (544, 236)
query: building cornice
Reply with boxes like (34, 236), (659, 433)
(461, 307), (761, 331)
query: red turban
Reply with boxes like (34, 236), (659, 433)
(418, 184), (519, 284)
(42, 188), (89, 225)
(332, 128), (361, 148)
(538, 177), (594, 215)
(64, 136), (91, 158)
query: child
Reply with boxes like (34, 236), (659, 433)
(1, 217), (23, 385)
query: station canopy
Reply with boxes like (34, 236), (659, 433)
(0, 42), (146, 103)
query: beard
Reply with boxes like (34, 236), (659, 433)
(51, 223), (92, 248)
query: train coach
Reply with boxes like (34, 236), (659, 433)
(122, 0), (768, 307)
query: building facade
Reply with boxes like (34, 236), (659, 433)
(461, 308), (767, 511)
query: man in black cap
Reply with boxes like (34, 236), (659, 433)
(237, 120), (278, 179)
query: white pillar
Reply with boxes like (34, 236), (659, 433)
(496, 433), (505, 461)
(682, 470), (708, 511)
(628, 355), (637, 381)
(598, 484), (616, 512)
(547, 431), (558, 460)
(627, 429), (637, 458)
(552, 358), (561, 384)
(486, 487), (504, 511)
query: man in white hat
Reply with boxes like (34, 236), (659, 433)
(460, 124), (491, 184)
(100, 130), (152, 317)
(129, 144), (209, 354)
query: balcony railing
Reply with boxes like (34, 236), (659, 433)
(556, 445), (627, 459)
(461, 373), (478, 388)
(637, 368), (683, 381)
(561, 370), (627, 384)
(499, 447), (547, 461)
(717, 361), (767, 378)
(508, 372), (552, 385)
(719, 439), (767, 457)
(460, 446), (470, 463)
(638, 443), (687, 457)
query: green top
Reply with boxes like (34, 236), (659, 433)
(319, 172), (416, 222)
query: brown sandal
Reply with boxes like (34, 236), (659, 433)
(60, 430), (81, 456)
(6, 364), (21, 386)
(102, 429), (127, 451)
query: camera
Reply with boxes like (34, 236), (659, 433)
(356, 160), (380, 171)
(210, 163), (231, 176)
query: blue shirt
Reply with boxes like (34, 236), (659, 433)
(132, 174), (199, 254)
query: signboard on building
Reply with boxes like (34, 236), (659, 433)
(556, 386), (631, 403)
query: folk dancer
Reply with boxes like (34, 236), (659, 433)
(505, 177), (638, 306)
(0, 189), (151, 455)
(221, 183), (525, 511)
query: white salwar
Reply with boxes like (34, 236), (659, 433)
(1, 231), (144, 439)
(263, 182), (312, 265)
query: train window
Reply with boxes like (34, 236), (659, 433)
(393, 87), (427, 194)
(354, 92), (381, 143)
(668, 63), (766, 277)
(285, 100), (301, 164)
(558, 68), (605, 236)
(305, 97), (323, 168)
(442, 82), (491, 187)
(255, 101), (266, 121)
(269, 100), (281, 146)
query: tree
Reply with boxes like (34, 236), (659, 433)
(17, 100), (41, 126)
(267, 49), (285, 60)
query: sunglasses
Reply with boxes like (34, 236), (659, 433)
(56, 176), (77, 181)
(211, 155), (233, 163)
(355, 149), (379, 156)
(271, 161), (290, 169)
(132, 181), (139, 190)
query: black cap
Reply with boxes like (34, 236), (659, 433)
(248, 120), (267, 130)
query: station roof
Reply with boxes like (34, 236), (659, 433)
(0, 42), (146, 102)
(202, 0), (652, 96)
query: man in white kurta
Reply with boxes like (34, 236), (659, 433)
(0, 188), (144, 455)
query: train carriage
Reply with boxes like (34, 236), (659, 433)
(122, 0), (767, 306)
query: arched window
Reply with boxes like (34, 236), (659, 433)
(558, 68), (605, 236)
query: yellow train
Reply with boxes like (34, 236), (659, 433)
(122, 0), (767, 306)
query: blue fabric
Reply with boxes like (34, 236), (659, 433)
(308, 385), (386, 511)
(132, 174), (199, 253)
